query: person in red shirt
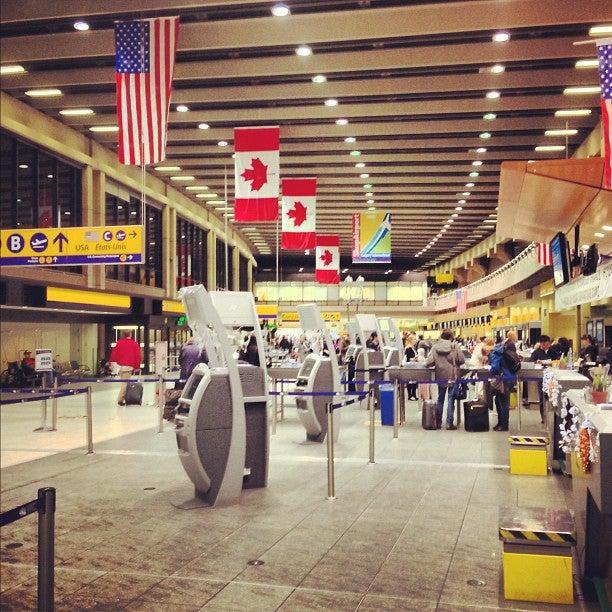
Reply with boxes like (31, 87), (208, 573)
(109, 332), (142, 405)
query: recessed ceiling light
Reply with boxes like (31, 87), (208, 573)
(534, 145), (565, 151)
(271, 3), (290, 17)
(355, 162), (365, 168)
(544, 128), (578, 136)
(359, 173), (369, 178)
(363, 183), (373, 188)
(218, 140), (228, 146)
(19, 164), (28, 169)
(465, 182), (474, 187)
(594, 232), (604, 238)
(440, 228), (447, 233)
(563, 86), (600, 95)
(155, 166), (181, 171)
(298, 267), (304, 272)
(554, 109), (591, 117)
(483, 113), (497, 121)
(365, 192), (373, 196)
(186, 185), (210, 191)
(345, 136), (356, 143)
(490, 64), (505, 74)
(603, 225), (612, 231)
(176, 104), (189, 113)
(342, 268), (348, 273)
(476, 147), (487, 153)
(60, 108), (94, 116)
(455, 206), (463, 211)
(462, 192), (471, 196)
(575, 59), (599, 69)
(296, 45), (312, 56)
(492, 31), (510, 42)
(366, 199), (374, 204)
(73, 20), (89, 31)
(479, 132), (491, 139)
(589, 25), (612, 36)
(368, 206), (376, 211)
(312, 74), (327, 83)
(170, 175), (195, 181)
(451, 213), (459, 218)
(472, 160), (483, 166)
(324, 98), (338, 106)
(89, 125), (119, 132)
(0, 65), (26, 75)
(336, 118), (348, 125)
(485, 90), (501, 99)
(25, 88), (63, 97)
(350, 150), (361, 156)
(469, 171), (479, 177)
(198, 122), (210, 129)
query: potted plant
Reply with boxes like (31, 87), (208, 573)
(589, 365), (610, 404)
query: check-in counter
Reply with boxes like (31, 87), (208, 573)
(387, 365), (434, 422)
(564, 389), (612, 604)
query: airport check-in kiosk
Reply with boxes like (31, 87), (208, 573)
(295, 304), (342, 442)
(174, 285), (268, 507)
(354, 314), (385, 393)
(378, 317), (403, 368)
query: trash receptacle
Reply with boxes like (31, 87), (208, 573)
(379, 383), (394, 425)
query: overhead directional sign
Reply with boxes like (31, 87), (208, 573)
(0, 225), (143, 267)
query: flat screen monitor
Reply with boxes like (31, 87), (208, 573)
(183, 374), (204, 400)
(298, 356), (317, 379)
(550, 232), (571, 287)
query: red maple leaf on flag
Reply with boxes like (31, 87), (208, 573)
(241, 157), (268, 191)
(287, 201), (308, 227)
(320, 249), (333, 266)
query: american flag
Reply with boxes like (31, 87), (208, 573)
(597, 39), (612, 189)
(536, 242), (552, 266)
(114, 17), (179, 166)
(455, 288), (467, 314)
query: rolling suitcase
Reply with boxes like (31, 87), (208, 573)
(421, 399), (438, 430)
(464, 401), (489, 432)
(125, 381), (143, 405)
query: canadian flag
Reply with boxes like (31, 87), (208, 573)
(281, 178), (316, 250)
(234, 126), (280, 222)
(316, 235), (340, 285)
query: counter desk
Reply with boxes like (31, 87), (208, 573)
(564, 389), (612, 604)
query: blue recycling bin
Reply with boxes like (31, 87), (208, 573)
(379, 383), (394, 426)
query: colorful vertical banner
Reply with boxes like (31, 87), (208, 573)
(352, 211), (391, 264)
(281, 178), (316, 250)
(234, 126), (280, 222)
(316, 235), (340, 285)
(114, 17), (180, 165)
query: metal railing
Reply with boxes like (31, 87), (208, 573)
(0, 488), (56, 611)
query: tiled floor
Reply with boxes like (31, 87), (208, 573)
(0, 395), (596, 611)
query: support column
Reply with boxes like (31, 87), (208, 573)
(232, 246), (240, 291)
(247, 260), (254, 293)
(207, 231), (217, 291)
(85, 169), (106, 289)
(163, 206), (176, 298)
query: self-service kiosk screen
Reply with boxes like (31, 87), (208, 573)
(298, 357), (316, 379)
(183, 374), (204, 400)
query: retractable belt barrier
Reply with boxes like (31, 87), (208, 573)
(0, 487), (55, 611)
(343, 374), (540, 386)
(0, 387), (87, 406)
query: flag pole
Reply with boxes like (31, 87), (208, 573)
(224, 164), (229, 291)
(276, 203), (280, 304)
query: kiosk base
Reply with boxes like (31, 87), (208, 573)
(170, 488), (214, 510)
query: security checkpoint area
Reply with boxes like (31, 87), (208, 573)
(1, 1), (612, 611)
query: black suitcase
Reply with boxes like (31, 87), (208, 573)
(125, 381), (143, 405)
(464, 401), (489, 432)
(421, 399), (438, 430)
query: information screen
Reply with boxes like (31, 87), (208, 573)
(183, 374), (204, 400)
(550, 232), (570, 287)
(298, 357), (317, 379)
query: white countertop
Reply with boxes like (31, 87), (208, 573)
(566, 389), (612, 435)
(551, 368), (589, 383)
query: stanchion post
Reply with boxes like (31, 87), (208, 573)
(271, 388), (277, 436)
(326, 402), (336, 500)
(368, 387), (375, 464)
(517, 377), (523, 432)
(37, 486), (55, 612)
(157, 375), (164, 434)
(50, 376), (58, 432)
(393, 379), (399, 440)
(85, 386), (94, 454)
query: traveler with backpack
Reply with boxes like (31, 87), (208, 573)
(425, 329), (465, 430)
(488, 331), (521, 431)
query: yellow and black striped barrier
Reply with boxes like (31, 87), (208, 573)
(508, 434), (549, 475)
(499, 527), (576, 545)
(508, 435), (548, 445)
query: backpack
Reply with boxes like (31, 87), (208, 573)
(489, 345), (505, 375)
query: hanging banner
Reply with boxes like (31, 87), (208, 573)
(352, 211), (391, 264)
(281, 178), (316, 249)
(234, 126), (280, 222)
(315, 235), (340, 285)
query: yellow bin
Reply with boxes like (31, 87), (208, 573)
(508, 435), (548, 476)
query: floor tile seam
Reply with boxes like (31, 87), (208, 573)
(357, 461), (444, 598)
(284, 464), (403, 593)
(435, 467), (482, 609)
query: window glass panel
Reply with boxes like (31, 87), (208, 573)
(16, 142), (36, 228)
(37, 154), (56, 227)
(303, 284), (316, 301)
(0, 133), (15, 229)
(279, 284), (302, 301)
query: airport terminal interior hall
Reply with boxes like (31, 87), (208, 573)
(1, 1), (611, 611)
